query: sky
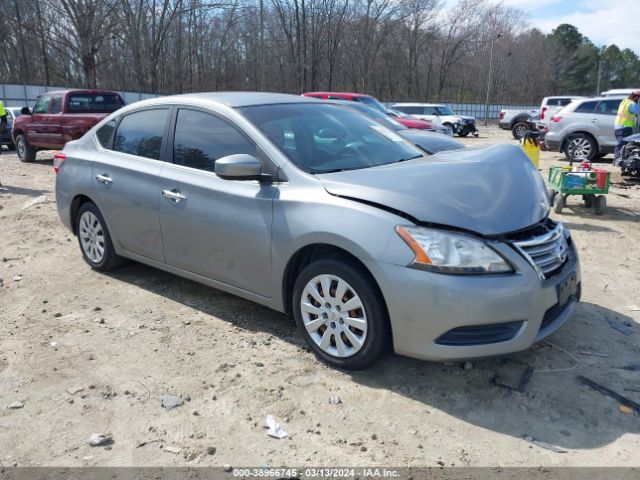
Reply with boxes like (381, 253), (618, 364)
(496, 0), (640, 53)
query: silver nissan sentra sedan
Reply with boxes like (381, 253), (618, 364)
(55, 92), (581, 369)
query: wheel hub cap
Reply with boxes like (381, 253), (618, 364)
(79, 211), (105, 264)
(300, 274), (368, 358)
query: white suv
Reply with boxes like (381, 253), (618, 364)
(392, 103), (478, 137)
(539, 96), (584, 123)
(543, 96), (624, 160)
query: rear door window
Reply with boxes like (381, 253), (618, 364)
(595, 99), (622, 115)
(573, 101), (597, 114)
(172, 109), (256, 172)
(113, 109), (169, 160)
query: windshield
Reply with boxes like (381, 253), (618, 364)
(240, 103), (423, 174)
(340, 103), (406, 131)
(357, 95), (389, 113)
(436, 106), (454, 115)
(67, 93), (124, 113)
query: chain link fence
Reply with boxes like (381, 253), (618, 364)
(0, 84), (159, 108)
(385, 101), (539, 119)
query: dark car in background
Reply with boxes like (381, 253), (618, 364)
(1, 107), (23, 150)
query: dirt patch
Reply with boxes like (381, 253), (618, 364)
(0, 127), (638, 467)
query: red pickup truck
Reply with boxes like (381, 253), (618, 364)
(12, 89), (124, 162)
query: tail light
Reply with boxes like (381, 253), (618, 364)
(550, 116), (562, 123)
(53, 152), (66, 174)
(540, 106), (547, 120)
(499, 111), (505, 120)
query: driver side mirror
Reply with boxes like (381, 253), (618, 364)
(21, 107), (31, 115)
(215, 154), (271, 181)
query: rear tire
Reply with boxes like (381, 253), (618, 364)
(564, 133), (597, 161)
(76, 202), (125, 272)
(583, 195), (594, 208)
(292, 257), (389, 370)
(512, 121), (529, 140)
(16, 134), (36, 162)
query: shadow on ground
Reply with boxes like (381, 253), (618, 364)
(107, 262), (639, 451)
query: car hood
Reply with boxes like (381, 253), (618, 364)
(318, 144), (549, 236)
(399, 130), (464, 153)
(397, 117), (433, 129)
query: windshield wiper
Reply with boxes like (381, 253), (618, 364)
(397, 154), (424, 162)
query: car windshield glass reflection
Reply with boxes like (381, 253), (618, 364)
(437, 106), (455, 115)
(240, 103), (423, 174)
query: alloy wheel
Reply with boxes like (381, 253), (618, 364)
(568, 137), (592, 160)
(300, 274), (368, 358)
(514, 124), (527, 139)
(17, 139), (26, 159)
(79, 211), (105, 264)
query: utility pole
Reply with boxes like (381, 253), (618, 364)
(259, 0), (265, 91)
(484, 32), (503, 127)
(596, 46), (605, 95)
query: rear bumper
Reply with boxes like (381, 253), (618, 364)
(498, 121), (511, 130)
(364, 242), (580, 361)
(544, 131), (563, 152)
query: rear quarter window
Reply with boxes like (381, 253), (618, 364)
(96, 119), (117, 149)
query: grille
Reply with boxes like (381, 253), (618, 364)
(512, 222), (569, 279)
(435, 320), (524, 346)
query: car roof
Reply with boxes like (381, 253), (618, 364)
(302, 92), (372, 99)
(393, 103), (445, 107)
(543, 96), (584, 100)
(601, 88), (640, 96)
(151, 92), (322, 108)
(573, 96), (624, 103)
(40, 89), (122, 96)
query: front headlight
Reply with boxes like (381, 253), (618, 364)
(396, 226), (513, 274)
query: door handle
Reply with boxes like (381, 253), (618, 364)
(95, 174), (112, 184)
(590, 118), (598, 123)
(162, 189), (186, 202)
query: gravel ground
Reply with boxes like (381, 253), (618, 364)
(0, 126), (638, 467)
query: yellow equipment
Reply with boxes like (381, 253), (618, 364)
(520, 130), (540, 169)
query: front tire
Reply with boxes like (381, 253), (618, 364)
(16, 134), (36, 162)
(292, 258), (389, 369)
(76, 202), (125, 272)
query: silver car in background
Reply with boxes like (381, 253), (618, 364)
(543, 96), (623, 160)
(55, 93), (581, 369)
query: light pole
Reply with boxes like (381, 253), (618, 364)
(484, 32), (503, 127)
